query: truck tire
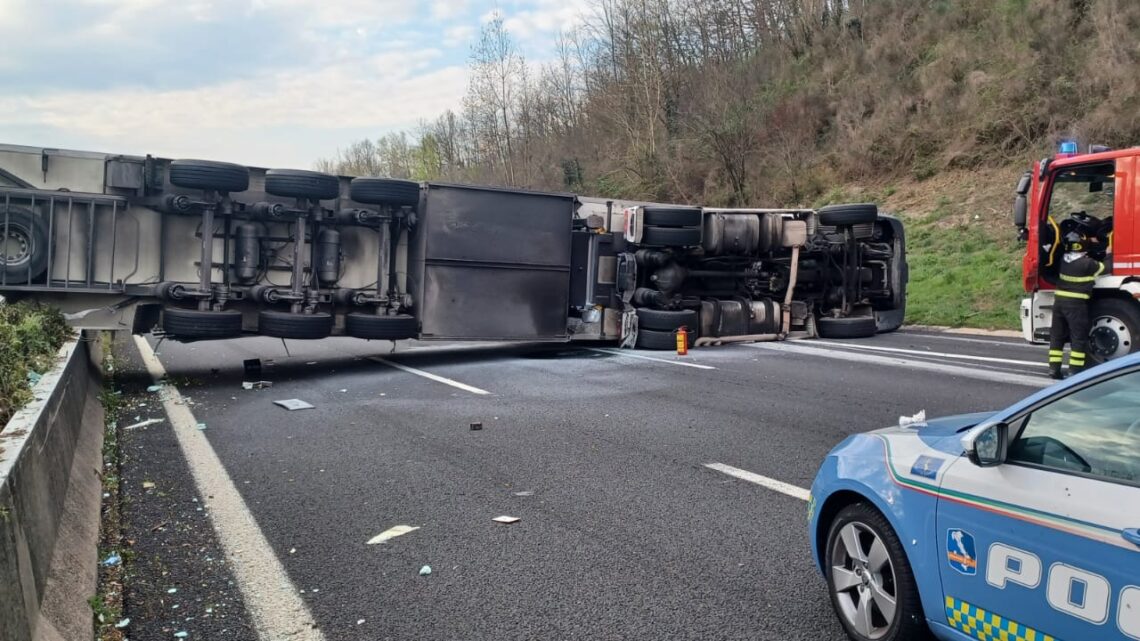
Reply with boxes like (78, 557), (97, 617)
(0, 206), (49, 282)
(1089, 298), (1140, 364)
(258, 310), (333, 339)
(265, 169), (340, 201)
(641, 226), (702, 247)
(636, 327), (691, 351)
(349, 178), (420, 208)
(169, 159), (250, 193)
(818, 203), (878, 226)
(345, 313), (418, 340)
(161, 307), (243, 339)
(635, 308), (698, 332)
(642, 206), (703, 227)
(817, 315), (878, 339)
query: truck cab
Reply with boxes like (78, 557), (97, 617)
(1017, 143), (1140, 362)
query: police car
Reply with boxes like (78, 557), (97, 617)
(808, 352), (1140, 641)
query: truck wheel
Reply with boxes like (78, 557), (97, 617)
(817, 315), (878, 339)
(345, 313), (418, 340)
(641, 226), (702, 248)
(635, 327), (691, 350)
(169, 159), (250, 193)
(635, 308), (698, 332)
(1089, 298), (1140, 364)
(825, 502), (928, 641)
(0, 206), (49, 282)
(265, 169), (340, 201)
(258, 310), (333, 339)
(161, 307), (243, 339)
(349, 178), (420, 208)
(642, 206), (703, 227)
(818, 203), (878, 226)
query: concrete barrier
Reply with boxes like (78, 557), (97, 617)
(0, 332), (105, 641)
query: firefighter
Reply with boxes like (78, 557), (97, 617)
(1048, 231), (1107, 379)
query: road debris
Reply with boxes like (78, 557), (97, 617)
(419, 565), (432, 576)
(242, 380), (273, 390)
(513, 491), (534, 497)
(124, 418), (164, 430)
(357, 619), (365, 625)
(142, 481), (156, 490)
(101, 553), (122, 566)
(115, 618), (130, 629)
(366, 525), (420, 544)
(196, 422), (207, 431)
(146, 384), (164, 392)
(243, 358), (261, 379)
(174, 632), (188, 638)
(492, 516), (521, 525)
(898, 410), (927, 428)
(167, 587), (178, 594)
(470, 422), (483, 431)
(273, 399), (314, 411)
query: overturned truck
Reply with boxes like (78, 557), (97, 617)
(0, 144), (907, 348)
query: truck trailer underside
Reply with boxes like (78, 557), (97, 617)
(0, 144), (907, 348)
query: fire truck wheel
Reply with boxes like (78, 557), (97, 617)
(1089, 298), (1140, 363)
(345, 313), (418, 340)
(818, 203), (878, 226)
(636, 327), (692, 350)
(161, 307), (243, 339)
(635, 308), (699, 332)
(641, 206), (703, 227)
(264, 169), (340, 201)
(0, 206), (49, 283)
(816, 314), (878, 339)
(349, 178), (421, 208)
(640, 226), (702, 248)
(169, 159), (250, 193)
(258, 310), (333, 339)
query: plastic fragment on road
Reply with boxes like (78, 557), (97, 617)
(124, 418), (164, 430)
(492, 516), (521, 524)
(273, 399), (314, 411)
(167, 587), (178, 594)
(142, 481), (156, 489)
(174, 632), (188, 638)
(27, 371), (42, 385)
(146, 384), (163, 392)
(419, 565), (432, 576)
(366, 525), (420, 545)
(513, 491), (534, 497)
(101, 553), (121, 566)
(470, 422), (482, 431)
(898, 410), (927, 428)
(115, 618), (130, 629)
(196, 423), (207, 431)
(241, 380), (273, 390)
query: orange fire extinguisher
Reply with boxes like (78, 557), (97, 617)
(674, 326), (689, 355)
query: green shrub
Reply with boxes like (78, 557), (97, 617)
(0, 303), (72, 426)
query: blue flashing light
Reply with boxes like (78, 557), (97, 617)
(1059, 140), (1079, 155)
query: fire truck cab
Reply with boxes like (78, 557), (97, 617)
(1016, 142), (1140, 362)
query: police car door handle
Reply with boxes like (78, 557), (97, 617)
(1122, 529), (1140, 548)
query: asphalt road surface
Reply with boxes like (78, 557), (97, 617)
(119, 328), (1051, 641)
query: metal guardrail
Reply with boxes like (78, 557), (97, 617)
(1, 187), (131, 292)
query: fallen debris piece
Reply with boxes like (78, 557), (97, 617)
(142, 481), (156, 490)
(124, 418), (164, 430)
(274, 399), (314, 411)
(174, 632), (188, 638)
(146, 384), (163, 393)
(101, 553), (121, 567)
(366, 525), (421, 545)
(196, 423), (207, 431)
(357, 619), (365, 626)
(513, 491), (534, 497)
(241, 380), (273, 390)
(167, 587), (178, 594)
(898, 410), (927, 428)
(27, 371), (42, 386)
(470, 422), (483, 431)
(492, 516), (521, 525)
(419, 565), (432, 576)
(114, 618), (130, 629)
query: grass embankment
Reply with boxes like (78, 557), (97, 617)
(0, 302), (72, 426)
(822, 168), (1026, 331)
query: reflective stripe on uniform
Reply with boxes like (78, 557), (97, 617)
(1048, 349), (1064, 364)
(1070, 350), (1087, 366)
(1055, 290), (1090, 300)
(1047, 217), (1061, 267)
(1060, 272), (1098, 283)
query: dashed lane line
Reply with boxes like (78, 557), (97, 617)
(746, 341), (1050, 388)
(369, 357), (491, 395)
(815, 340), (1046, 368)
(587, 348), (717, 370)
(133, 335), (325, 641)
(705, 463), (810, 501)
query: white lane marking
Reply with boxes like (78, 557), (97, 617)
(748, 342), (1050, 388)
(587, 348), (717, 370)
(898, 332), (1039, 349)
(816, 340), (1046, 368)
(369, 357), (490, 395)
(366, 525), (420, 545)
(705, 463), (810, 501)
(133, 336), (325, 641)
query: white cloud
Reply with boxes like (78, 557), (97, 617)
(501, 0), (591, 41)
(443, 24), (476, 48)
(431, 0), (471, 20)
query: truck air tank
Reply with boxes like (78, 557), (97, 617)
(234, 223), (261, 283)
(315, 228), (342, 285)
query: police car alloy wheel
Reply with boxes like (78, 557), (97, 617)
(825, 503), (929, 641)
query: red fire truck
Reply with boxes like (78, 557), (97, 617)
(1016, 142), (1140, 362)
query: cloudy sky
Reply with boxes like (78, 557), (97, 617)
(0, 0), (590, 168)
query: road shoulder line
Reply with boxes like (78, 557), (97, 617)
(370, 356), (491, 395)
(705, 463), (810, 501)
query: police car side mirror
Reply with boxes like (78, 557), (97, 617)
(962, 422), (1009, 467)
